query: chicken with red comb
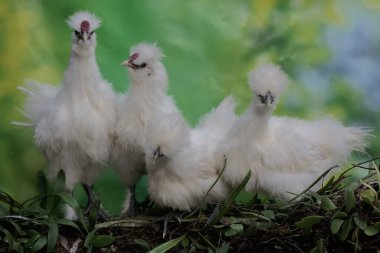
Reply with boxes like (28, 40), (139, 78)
(16, 11), (116, 220)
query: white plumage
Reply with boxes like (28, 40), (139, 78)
(143, 96), (237, 211)
(221, 64), (371, 199)
(112, 42), (181, 216)
(17, 11), (117, 218)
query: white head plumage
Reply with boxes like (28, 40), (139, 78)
(129, 42), (164, 65)
(248, 64), (288, 97)
(66, 11), (101, 32)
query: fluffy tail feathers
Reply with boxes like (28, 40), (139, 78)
(196, 95), (237, 137)
(344, 125), (372, 154)
(13, 80), (57, 127)
(308, 118), (372, 162)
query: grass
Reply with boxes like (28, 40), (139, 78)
(0, 157), (379, 252)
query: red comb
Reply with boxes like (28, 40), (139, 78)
(130, 53), (139, 61)
(81, 20), (90, 33)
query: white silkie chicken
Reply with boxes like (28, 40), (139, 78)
(143, 95), (236, 212)
(17, 11), (116, 219)
(221, 64), (370, 200)
(112, 42), (181, 217)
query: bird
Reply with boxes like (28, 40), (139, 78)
(143, 95), (237, 212)
(220, 64), (371, 200)
(16, 11), (117, 219)
(112, 42), (182, 217)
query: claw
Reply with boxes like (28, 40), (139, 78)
(158, 211), (186, 238)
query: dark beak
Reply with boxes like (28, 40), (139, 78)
(264, 91), (273, 106)
(153, 147), (164, 161)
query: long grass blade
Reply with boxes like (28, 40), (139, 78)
(204, 170), (251, 229)
(147, 234), (186, 253)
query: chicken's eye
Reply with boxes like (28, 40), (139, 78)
(258, 95), (266, 104)
(74, 30), (83, 40)
(89, 31), (94, 35)
(134, 62), (147, 69)
(269, 95), (275, 104)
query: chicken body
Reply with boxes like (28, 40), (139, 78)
(144, 96), (237, 211)
(18, 11), (116, 217)
(221, 64), (370, 199)
(112, 43), (181, 215)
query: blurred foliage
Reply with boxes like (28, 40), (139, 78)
(0, 157), (379, 252)
(0, 0), (379, 214)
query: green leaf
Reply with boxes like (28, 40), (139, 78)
(37, 171), (48, 209)
(148, 234), (186, 253)
(334, 211), (348, 219)
(320, 196), (337, 211)
(295, 215), (324, 233)
(351, 227), (360, 241)
(255, 222), (273, 231)
(0, 204), (7, 216)
(0, 225), (14, 251)
(331, 219), (344, 234)
(47, 220), (59, 252)
(225, 223), (244, 236)
(346, 182), (359, 191)
(25, 234), (41, 249)
(134, 239), (150, 250)
(230, 224), (244, 233)
(30, 235), (47, 253)
(310, 238), (324, 253)
(215, 243), (230, 253)
(344, 189), (356, 213)
(11, 241), (23, 252)
(261, 210), (275, 220)
(55, 170), (67, 192)
(359, 189), (375, 205)
(181, 236), (189, 248)
(206, 170), (251, 228)
(57, 193), (88, 232)
(57, 219), (82, 234)
(84, 229), (97, 249)
(91, 235), (115, 248)
(340, 217), (352, 241)
(310, 192), (322, 205)
(224, 228), (238, 237)
(364, 226), (380, 236)
(133, 239), (149, 250)
(318, 174), (335, 194)
(353, 216), (367, 230)
(9, 220), (23, 236)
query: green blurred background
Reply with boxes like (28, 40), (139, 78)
(1, 0), (379, 215)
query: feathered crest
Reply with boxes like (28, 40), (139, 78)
(66, 11), (101, 32)
(248, 64), (288, 96)
(130, 42), (164, 63)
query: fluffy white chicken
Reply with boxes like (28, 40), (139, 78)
(143, 95), (237, 211)
(221, 64), (370, 200)
(112, 42), (181, 216)
(17, 11), (116, 219)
